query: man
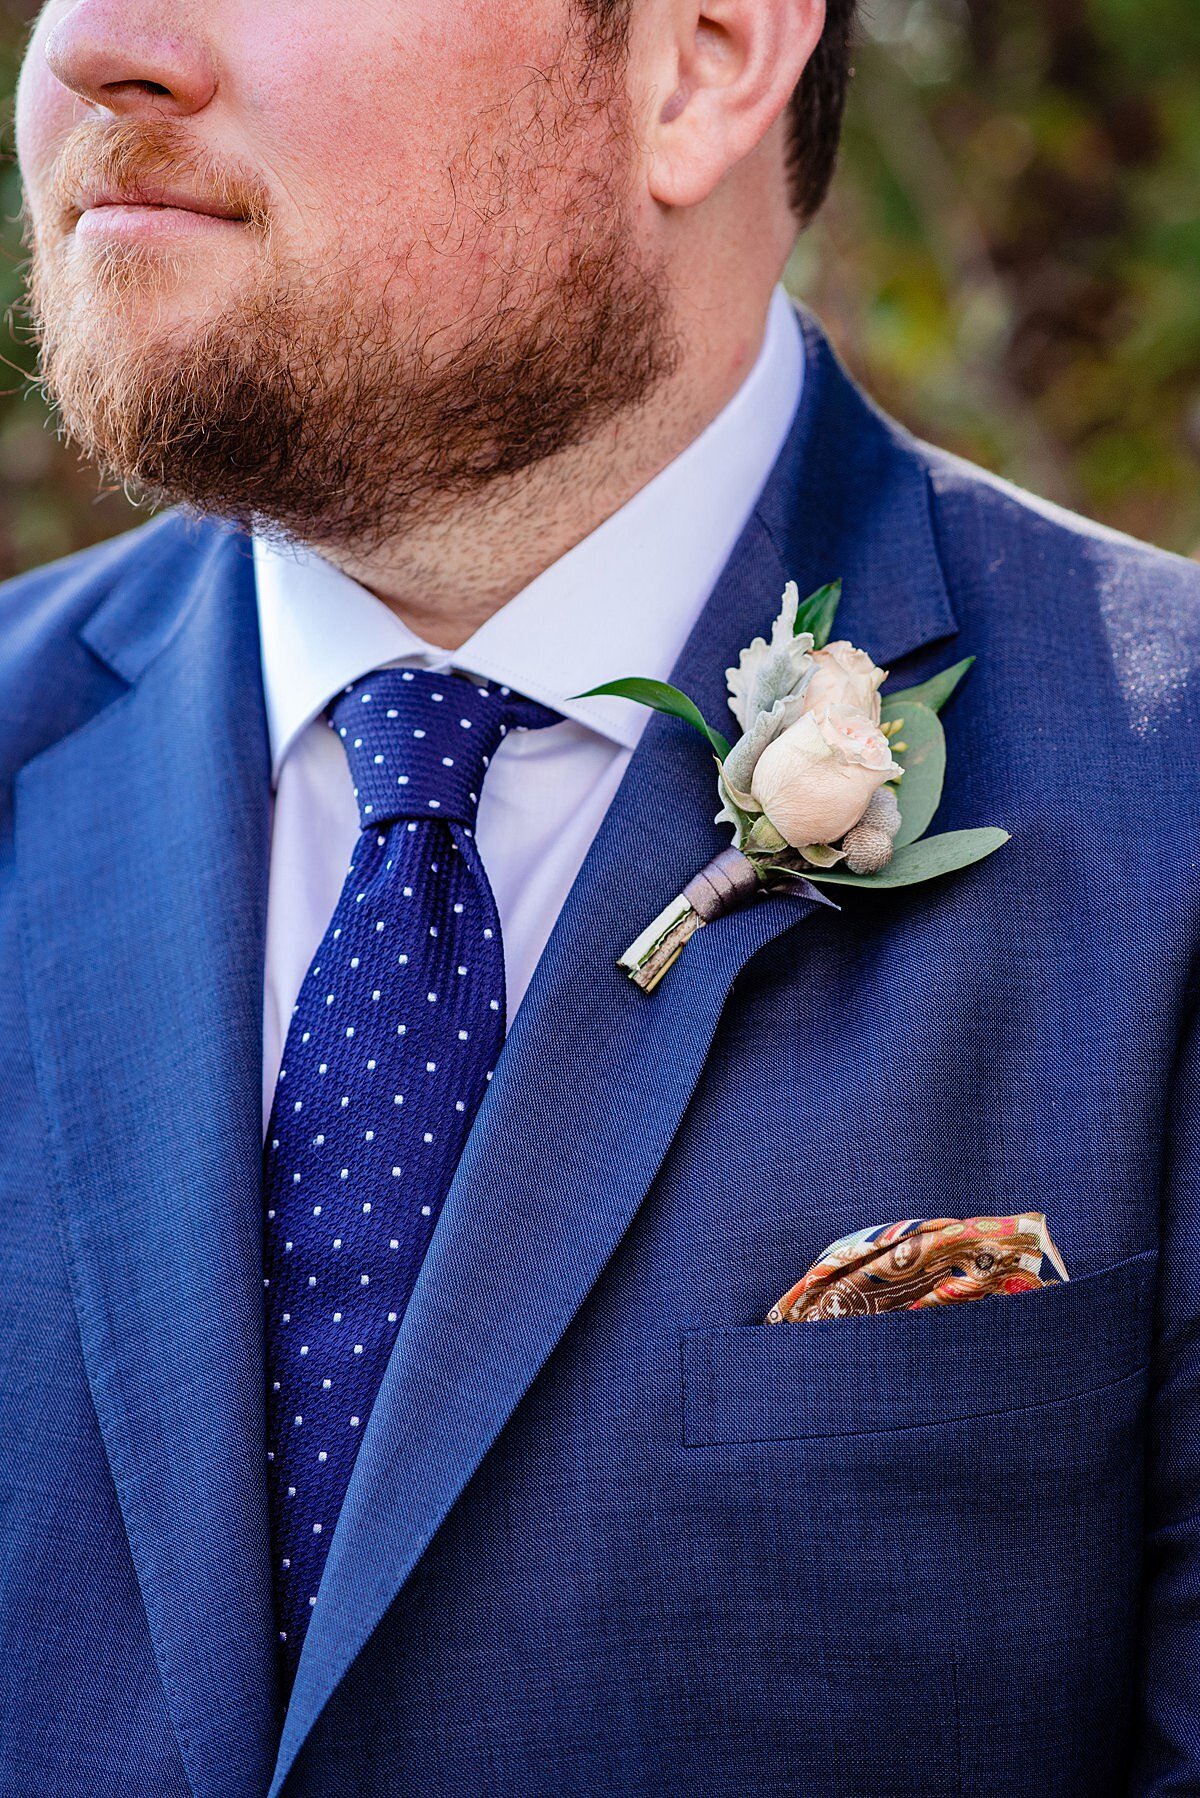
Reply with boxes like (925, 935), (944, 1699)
(2, 0), (1198, 1791)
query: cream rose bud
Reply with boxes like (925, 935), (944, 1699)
(750, 704), (903, 848)
(801, 640), (887, 724)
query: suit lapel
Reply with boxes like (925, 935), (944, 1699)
(15, 524), (281, 1798)
(270, 302), (961, 1792)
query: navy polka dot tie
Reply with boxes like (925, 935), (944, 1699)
(261, 667), (560, 1689)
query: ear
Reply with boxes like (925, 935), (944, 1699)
(639, 0), (827, 210)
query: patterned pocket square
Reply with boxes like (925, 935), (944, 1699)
(767, 1212), (1070, 1323)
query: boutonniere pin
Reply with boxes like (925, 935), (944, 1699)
(579, 579), (1008, 991)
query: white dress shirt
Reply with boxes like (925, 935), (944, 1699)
(254, 282), (805, 1129)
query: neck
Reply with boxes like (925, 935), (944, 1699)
(314, 289), (775, 652)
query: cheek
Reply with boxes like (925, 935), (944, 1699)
(233, 1), (555, 235)
(15, 29), (83, 202)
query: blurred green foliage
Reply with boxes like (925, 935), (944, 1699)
(0, 0), (1196, 578)
(789, 0), (1200, 554)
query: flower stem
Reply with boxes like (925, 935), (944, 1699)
(617, 895), (704, 992)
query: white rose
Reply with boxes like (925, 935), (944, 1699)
(801, 641), (887, 725)
(749, 703), (902, 849)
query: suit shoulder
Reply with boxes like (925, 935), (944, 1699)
(913, 438), (1200, 733)
(919, 438), (1200, 615)
(0, 510), (218, 791)
(0, 510), (200, 671)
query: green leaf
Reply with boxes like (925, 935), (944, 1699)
(884, 655), (975, 716)
(802, 828), (1009, 889)
(878, 698), (945, 847)
(573, 678), (731, 761)
(792, 579), (843, 649)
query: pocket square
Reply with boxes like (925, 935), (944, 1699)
(766, 1212), (1070, 1323)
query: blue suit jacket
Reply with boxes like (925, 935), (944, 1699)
(3, 302), (1200, 1797)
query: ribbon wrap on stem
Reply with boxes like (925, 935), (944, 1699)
(681, 848), (762, 922)
(618, 848), (763, 993)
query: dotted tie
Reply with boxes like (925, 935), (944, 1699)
(261, 667), (560, 1690)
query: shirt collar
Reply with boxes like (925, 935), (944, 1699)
(254, 281), (805, 783)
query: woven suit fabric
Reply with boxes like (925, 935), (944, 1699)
(262, 666), (559, 1686)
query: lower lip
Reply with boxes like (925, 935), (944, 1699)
(74, 205), (246, 242)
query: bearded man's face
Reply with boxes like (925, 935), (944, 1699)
(16, 0), (680, 552)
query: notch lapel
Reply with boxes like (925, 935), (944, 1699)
(271, 303), (961, 1791)
(15, 525), (281, 1798)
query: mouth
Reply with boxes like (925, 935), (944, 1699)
(77, 184), (247, 221)
(70, 185), (251, 243)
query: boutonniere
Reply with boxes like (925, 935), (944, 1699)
(579, 578), (1008, 991)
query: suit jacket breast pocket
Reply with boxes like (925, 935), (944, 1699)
(681, 1249), (1155, 1447)
(677, 1251), (1156, 1797)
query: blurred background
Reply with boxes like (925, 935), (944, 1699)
(0, 0), (1196, 574)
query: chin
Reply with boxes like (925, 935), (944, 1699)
(50, 235), (254, 339)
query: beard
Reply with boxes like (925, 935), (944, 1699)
(25, 33), (681, 555)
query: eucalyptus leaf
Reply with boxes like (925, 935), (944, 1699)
(801, 827), (1009, 889)
(878, 698), (945, 847)
(793, 579), (843, 649)
(575, 678), (731, 761)
(884, 655), (974, 716)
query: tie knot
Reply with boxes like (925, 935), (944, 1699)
(329, 667), (560, 831)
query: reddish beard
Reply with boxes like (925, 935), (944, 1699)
(24, 70), (681, 557)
